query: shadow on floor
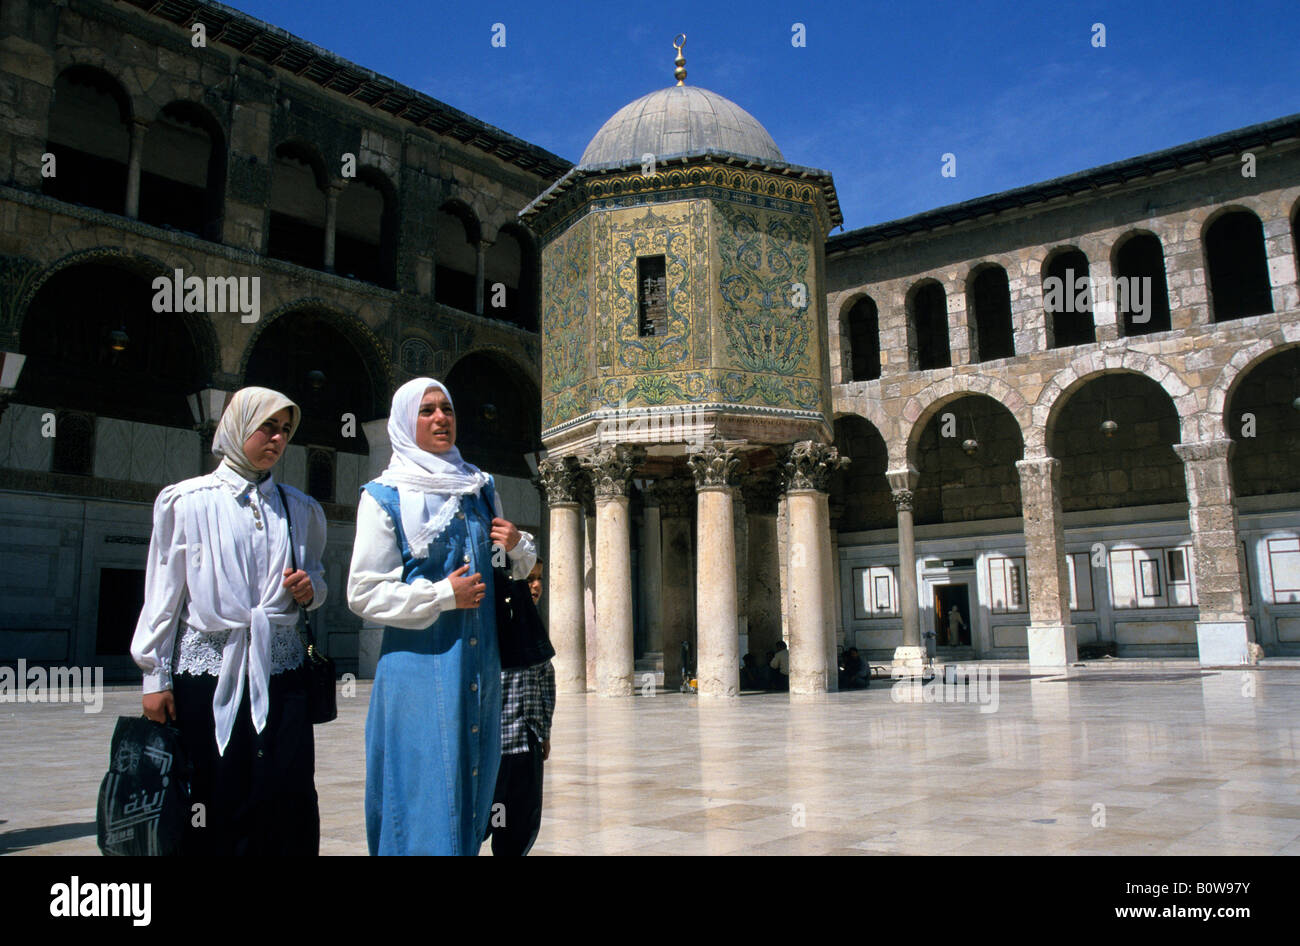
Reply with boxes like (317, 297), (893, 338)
(0, 821), (97, 854)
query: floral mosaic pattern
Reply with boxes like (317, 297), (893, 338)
(541, 222), (591, 428)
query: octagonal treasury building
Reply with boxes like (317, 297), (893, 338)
(527, 50), (1300, 694)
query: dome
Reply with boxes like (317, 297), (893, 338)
(579, 85), (784, 169)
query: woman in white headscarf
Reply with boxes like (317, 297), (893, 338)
(348, 377), (536, 856)
(130, 386), (327, 855)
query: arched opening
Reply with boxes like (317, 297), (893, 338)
(1206, 210), (1273, 322)
(484, 225), (537, 330)
(267, 142), (328, 270)
(1226, 347), (1300, 496)
(17, 261), (208, 428)
(444, 352), (540, 480)
(831, 415), (891, 529)
(908, 280), (950, 371)
(1113, 233), (1172, 335)
(968, 265), (1015, 362)
(42, 66), (131, 214)
(435, 201), (481, 313)
(243, 307), (385, 482)
(138, 101), (225, 241)
(335, 168), (397, 288)
(1048, 373), (1185, 512)
(844, 296), (881, 382)
(1043, 247), (1095, 347)
(912, 394), (1024, 525)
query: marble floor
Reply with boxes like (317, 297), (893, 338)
(2, 662), (1298, 855)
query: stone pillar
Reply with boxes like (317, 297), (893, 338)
(828, 501), (845, 673)
(651, 476), (694, 689)
(1173, 440), (1256, 665)
(733, 487), (749, 657)
(780, 442), (847, 696)
(1017, 457), (1079, 666)
(887, 466), (925, 677)
(742, 470), (783, 663)
(357, 416), (393, 679)
(475, 241), (488, 315)
(642, 497), (664, 657)
(688, 442), (741, 699)
(581, 445), (644, 696)
(124, 118), (148, 219)
(582, 484), (597, 688)
(539, 457), (587, 694)
(324, 183), (343, 272)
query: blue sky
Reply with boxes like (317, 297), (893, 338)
(225, 0), (1300, 231)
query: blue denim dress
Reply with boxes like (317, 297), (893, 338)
(362, 480), (502, 856)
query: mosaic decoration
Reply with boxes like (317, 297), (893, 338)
(541, 222), (591, 429)
(610, 206), (692, 372)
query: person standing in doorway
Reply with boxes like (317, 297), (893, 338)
(948, 605), (967, 646)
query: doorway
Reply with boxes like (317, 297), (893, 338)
(934, 584), (972, 647)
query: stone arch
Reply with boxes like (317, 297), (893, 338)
(435, 198), (483, 312)
(239, 298), (393, 398)
(43, 64), (136, 215)
(447, 344), (541, 392)
(901, 374), (1031, 470)
(18, 247), (219, 381)
(831, 411), (893, 531)
(50, 54), (141, 117)
(485, 221), (538, 330)
(1208, 328), (1299, 433)
(1041, 244), (1096, 348)
(906, 277), (950, 371)
(336, 164), (399, 287)
(1110, 228), (1172, 335)
(444, 348), (541, 478)
(1033, 349), (1196, 458)
(965, 261), (1016, 362)
(1201, 205), (1273, 321)
(140, 98), (228, 240)
(836, 291), (882, 383)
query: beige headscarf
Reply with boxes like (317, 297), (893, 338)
(211, 387), (300, 481)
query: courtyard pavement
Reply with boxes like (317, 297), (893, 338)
(3, 661), (1299, 855)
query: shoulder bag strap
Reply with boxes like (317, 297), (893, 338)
(276, 483), (318, 653)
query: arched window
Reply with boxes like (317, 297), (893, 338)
(435, 202), (481, 313)
(51, 411), (95, 476)
(335, 169), (397, 288)
(1114, 233), (1172, 335)
(1043, 248), (1095, 348)
(845, 296), (881, 382)
(43, 66), (131, 214)
(400, 337), (436, 377)
(484, 226), (537, 330)
(307, 448), (335, 504)
(1206, 210), (1273, 321)
(139, 101), (225, 241)
(267, 142), (328, 270)
(969, 265), (1015, 362)
(909, 281), (950, 371)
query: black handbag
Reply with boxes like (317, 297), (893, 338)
(96, 716), (192, 856)
(278, 484), (337, 724)
(494, 566), (555, 669)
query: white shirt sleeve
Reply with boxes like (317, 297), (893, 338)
(347, 491), (457, 629)
(130, 486), (188, 694)
(492, 486), (538, 579)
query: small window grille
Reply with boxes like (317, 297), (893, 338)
(638, 256), (668, 337)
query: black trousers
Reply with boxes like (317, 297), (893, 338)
(487, 733), (544, 856)
(172, 666), (320, 856)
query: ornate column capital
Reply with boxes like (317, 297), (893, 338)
(890, 488), (915, 512)
(687, 441), (742, 492)
(780, 440), (847, 494)
(1172, 439), (1234, 464)
(537, 455), (584, 506)
(580, 444), (645, 501)
(648, 475), (694, 518)
(740, 467), (783, 514)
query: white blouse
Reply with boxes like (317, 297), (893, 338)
(347, 489), (536, 629)
(130, 464), (328, 754)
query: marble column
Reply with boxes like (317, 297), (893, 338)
(581, 445), (644, 696)
(1173, 439), (1256, 664)
(539, 456), (587, 693)
(581, 483), (597, 688)
(651, 476), (695, 689)
(1017, 457), (1079, 666)
(827, 501), (845, 681)
(688, 442), (741, 699)
(742, 470), (783, 664)
(324, 183), (343, 272)
(124, 118), (148, 219)
(781, 441), (847, 696)
(887, 466), (925, 677)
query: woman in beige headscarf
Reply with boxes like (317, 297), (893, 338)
(131, 386), (328, 855)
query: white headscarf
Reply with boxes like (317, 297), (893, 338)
(212, 387), (300, 482)
(377, 377), (490, 558)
